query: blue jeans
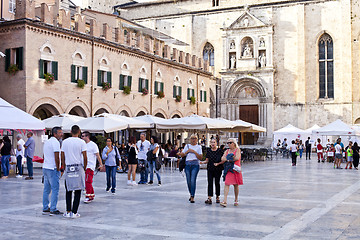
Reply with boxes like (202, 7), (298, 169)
(299, 149), (304, 158)
(26, 157), (33, 177)
(1, 155), (10, 176)
(16, 155), (23, 175)
(184, 164), (200, 197)
(149, 160), (161, 182)
(42, 168), (60, 212)
(139, 159), (149, 183)
(106, 166), (116, 192)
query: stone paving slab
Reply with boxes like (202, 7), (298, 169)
(0, 156), (360, 239)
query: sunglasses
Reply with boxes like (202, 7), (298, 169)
(227, 142), (234, 144)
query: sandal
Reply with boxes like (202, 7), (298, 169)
(234, 201), (239, 206)
(216, 197), (220, 204)
(220, 202), (227, 207)
(205, 198), (212, 204)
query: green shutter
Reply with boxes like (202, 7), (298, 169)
(173, 85), (176, 98)
(154, 81), (158, 94)
(5, 49), (10, 72)
(107, 71), (112, 87)
(187, 88), (190, 100)
(200, 90), (203, 102)
(97, 70), (102, 86)
(179, 86), (182, 97)
(160, 82), (164, 92)
(52, 61), (58, 80)
(18, 47), (23, 70)
(71, 65), (76, 83)
(204, 91), (207, 102)
(83, 66), (88, 84)
(119, 74), (124, 90)
(138, 78), (143, 92)
(128, 75), (132, 89)
(145, 79), (149, 90)
(39, 59), (44, 78)
(192, 89), (195, 98)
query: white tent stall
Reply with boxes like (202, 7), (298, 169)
(273, 124), (307, 146)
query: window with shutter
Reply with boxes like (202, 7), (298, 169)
(119, 74), (125, 90)
(127, 75), (132, 89)
(187, 88), (190, 100)
(82, 66), (88, 84)
(192, 89), (195, 98)
(138, 78), (143, 92)
(154, 81), (158, 94)
(18, 47), (23, 70)
(200, 90), (203, 102)
(52, 61), (58, 80)
(160, 82), (164, 92)
(173, 85), (176, 98)
(204, 91), (207, 102)
(107, 72), (112, 87)
(179, 86), (182, 97)
(145, 79), (149, 91)
(71, 65), (76, 83)
(97, 70), (102, 86)
(39, 59), (44, 78)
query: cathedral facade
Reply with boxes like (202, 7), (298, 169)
(107, 0), (360, 145)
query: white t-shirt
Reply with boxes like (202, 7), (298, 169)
(61, 137), (87, 165)
(136, 140), (150, 160)
(289, 144), (297, 152)
(86, 141), (99, 171)
(43, 137), (61, 170)
(182, 144), (203, 161)
(335, 144), (342, 154)
(16, 139), (25, 157)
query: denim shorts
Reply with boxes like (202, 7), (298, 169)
(335, 153), (342, 159)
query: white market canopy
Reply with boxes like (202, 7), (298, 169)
(0, 97), (45, 130)
(62, 113), (150, 133)
(274, 124), (306, 135)
(231, 119), (266, 133)
(304, 124), (321, 133)
(155, 115), (235, 131)
(43, 114), (85, 130)
(133, 115), (169, 128)
(312, 119), (358, 136)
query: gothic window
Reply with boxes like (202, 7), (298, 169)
(9, 0), (15, 13)
(212, 0), (219, 7)
(203, 42), (214, 66)
(319, 34), (334, 99)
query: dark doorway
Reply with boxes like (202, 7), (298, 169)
(239, 105), (258, 145)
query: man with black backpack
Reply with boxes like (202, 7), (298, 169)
(305, 137), (311, 160)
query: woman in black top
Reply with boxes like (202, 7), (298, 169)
(201, 139), (224, 204)
(1, 136), (12, 179)
(352, 142), (360, 170)
(126, 136), (138, 185)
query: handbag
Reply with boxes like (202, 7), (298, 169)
(233, 164), (241, 172)
(155, 157), (162, 171)
(114, 146), (120, 166)
(295, 151), (300, 156)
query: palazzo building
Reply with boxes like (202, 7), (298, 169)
(0, 1), (214, 123)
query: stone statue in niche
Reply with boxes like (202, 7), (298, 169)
(259, 38), (265, 47)
(243, 17), (249, 27)
(243, 43), (252, 58)
(258, 53), (266, 67)
(230, 55), (236, 69)
(230, 41), (235, 49)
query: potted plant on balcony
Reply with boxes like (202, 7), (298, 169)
(7, 64), (19, 75)
(123, 86), (131, 95)
(77, 79), (85, 89)
(142, 88), (148, 96)
(157, 91), (165, 99)
(102, 82), (111, 92)
(190, 96), (196, 105)
(44, 73), (55, 84)
(175, 95), (181, 102)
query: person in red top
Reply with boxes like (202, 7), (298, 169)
(316, 138), (324, 163)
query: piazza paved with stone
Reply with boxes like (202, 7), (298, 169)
(1, 155), (360, 240)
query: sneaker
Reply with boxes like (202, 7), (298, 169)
(158, 181), (161, 186)
(16, 175), (23, 178)
(132, 181), (138, 185)
(127, 180), (132, 185)
(148, 181), (153, 185)
(71, 213), (80, 219)
(84, 198), (92, 204)
(106, 187), (110, 192)
(25, 177), (33, 180)
(42, 208), (50, 215)
(112, 191), (116, 195)
(50, 210), (63, 216)
(63, 212), (72, 218)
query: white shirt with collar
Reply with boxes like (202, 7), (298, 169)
(136, 140), (150, 160)
(43, 137), (61, 170)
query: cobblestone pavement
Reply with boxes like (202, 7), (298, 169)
(0, 155), (360, 240)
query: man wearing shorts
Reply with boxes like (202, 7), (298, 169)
(334, 139), (343, 169)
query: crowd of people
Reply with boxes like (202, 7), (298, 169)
(0, 126), (244, 218)
(275, 137), (359, 169)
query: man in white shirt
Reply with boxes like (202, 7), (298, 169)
(136, 132), (150, 184)
(81, 131), (103, 203)
(42, 127), (63, 216)
(61, 125), (87, 219)
(16, 134), (25, 178)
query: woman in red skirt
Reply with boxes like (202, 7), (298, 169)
(215, 138), (243, 207)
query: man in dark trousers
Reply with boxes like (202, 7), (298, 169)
(305, 137), (311, 160)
